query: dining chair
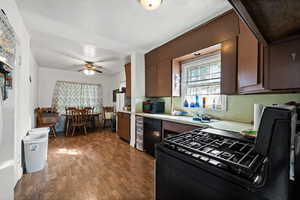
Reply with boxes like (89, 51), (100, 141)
(70, 109), (88, 136)
(65, 107), (76, 136)
(84, 107), (95, 129)
(35, 107), (58, 137)
(102, 106), (114, 129)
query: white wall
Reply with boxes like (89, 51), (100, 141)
(38, 67), (115, 107)
(130, 52), (145, 147)
(29, 53), (39, 127)
(0, 0), (38, 199)
(112, 69), (125, 90)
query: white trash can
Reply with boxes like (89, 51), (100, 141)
(23, 134), (48, 173)
(28, 127), (49, 160)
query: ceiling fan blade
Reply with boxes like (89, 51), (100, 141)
(94, 69), (103, 74)
(93, 65), (103, 69)
(53, 50), (85, 62)
(94, 57), (119, 63)
(72, 64), (85, 67)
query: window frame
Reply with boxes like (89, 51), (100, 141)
(181, 50), (227, 111)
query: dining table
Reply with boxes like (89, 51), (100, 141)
(62, 112), (102, 135)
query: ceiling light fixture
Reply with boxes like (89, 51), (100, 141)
(83, 69), (95, 76)
(139, 0), (163, 10)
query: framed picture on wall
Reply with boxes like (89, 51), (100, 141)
(0, 72), (7, 100)
(5, 72), (12, 89)
(0, 9), (17, 100)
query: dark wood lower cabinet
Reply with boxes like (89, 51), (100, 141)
(162, 121), (201, 138)
(143, 118), (162, 157)
(117, 112), (130, 142)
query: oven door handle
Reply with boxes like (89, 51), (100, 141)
(251, 157), (269, 189)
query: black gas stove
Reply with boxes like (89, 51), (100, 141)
(163, 128), (265, 181)
(156, 107), (297, 200)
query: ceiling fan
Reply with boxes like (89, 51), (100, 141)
(54, 50), (120, 76)
(74, 61), (103, 76)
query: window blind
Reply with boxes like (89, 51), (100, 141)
(182, 51), (221, 96)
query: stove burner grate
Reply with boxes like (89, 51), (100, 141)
(164, 129), (265, 179)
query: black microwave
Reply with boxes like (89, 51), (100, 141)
(143, 101), (165, 114)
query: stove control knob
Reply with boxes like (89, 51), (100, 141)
(192, 153), (201, 159)
(217, 163), (228, 170)
(208, 159), (220, 166)
(200, 156), (209, 162)
(253, 175), (263, 185)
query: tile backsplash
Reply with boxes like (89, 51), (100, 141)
(161, 93), (300, 123)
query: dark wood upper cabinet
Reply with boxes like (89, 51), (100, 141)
(238, 20), (259, 88)
(146, 11), (239, 63)
(145, 11), (240, 97)
(157, 60), (172, 97)
(228, 0), (300, 45)
(145, 7), (300, 96)
(267, 37), (300, 90)
(221, 37), (238, 95)
(237, 20), (267, 94)
(229, 1), (300, 92)
(145, 64), (157, 97)
(125, 63), (131, 97)
(145, 60), (172, 97)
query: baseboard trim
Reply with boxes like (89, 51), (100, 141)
(0, 160), (15, 200)
(14, 164), (23, 186)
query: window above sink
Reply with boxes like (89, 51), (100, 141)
(181, 50), (227, 111)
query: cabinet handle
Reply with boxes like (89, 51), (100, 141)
(291, 53), (296, 61)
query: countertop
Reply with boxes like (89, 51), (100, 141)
(135, 113), (253, 133)
(117, 110), (132, 114)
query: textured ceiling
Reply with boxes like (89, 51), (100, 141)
(16, 0), (231, 74)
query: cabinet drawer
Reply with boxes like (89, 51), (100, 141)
(136, 116), (144, 122)
(136, 134), (143, 141)
(162, 121), (200, 134)
(136, 127), (143, 133)
(123, 113), (130, 119)
(117, 112), (131, 142)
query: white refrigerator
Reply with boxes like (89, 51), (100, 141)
(115, 93), (126, 112)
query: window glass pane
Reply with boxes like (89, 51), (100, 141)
(52, 81), (103, 113)
(181, 50), (226, 110)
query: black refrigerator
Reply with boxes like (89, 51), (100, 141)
(143, 118), (162, 157)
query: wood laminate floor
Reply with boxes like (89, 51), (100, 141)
(14, 130), (154, 200)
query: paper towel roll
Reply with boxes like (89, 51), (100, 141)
(253, 104), (264, 131)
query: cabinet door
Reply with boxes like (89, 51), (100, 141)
(143, 118), (162, 157)
(162, 121), (199, 137)
(268, 38), (300, 89)
(221, 37), (238, 95)
(237, 20), (266, 94)
(125, 63), (131, 97)
(145, 64), (157, 97)
(117, 113), (130, 142)
(157, 60), (172, 97)
(172, 60), (181, 97)
(238, 20), (259, 88)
